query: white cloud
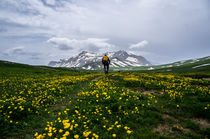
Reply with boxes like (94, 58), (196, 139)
(129, 40), (149, 49)
(0, 0), (210, 65)
(0, 46), (44, 64)
(47, 37), (115, 52)
(1, 0), (208, 40)
(45, 0), (56, 5)
(3, 46), (41, 57)
(47, 37), (74, 50)
(5, 46), (26, 56)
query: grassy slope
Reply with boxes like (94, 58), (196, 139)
(149, 57), (210, 73)
(109, 56), (210, 73)
(109, 73), (210, 139)
(0, 60), (92, 76)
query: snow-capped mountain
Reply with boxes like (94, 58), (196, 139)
(48, 50), (151, 70)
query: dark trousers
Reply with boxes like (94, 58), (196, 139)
(104, 64), (109, 74)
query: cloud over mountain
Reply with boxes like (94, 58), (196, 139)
(129, 40), (149, 49)
(47, 37), (115, 52)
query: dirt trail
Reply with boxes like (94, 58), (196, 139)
(203, 78), (210, 81)
(92, 75), (103, 81)
(125, 87), (163, 96)
(192, 118), (210, 129)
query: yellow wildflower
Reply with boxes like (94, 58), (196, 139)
(112, 134), (116, 138)
(74, 134), (79, 139)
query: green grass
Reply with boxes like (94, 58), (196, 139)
(0, 60), (210, 139)
(109, 56), (210, 74)
(109, 72), (210, 138)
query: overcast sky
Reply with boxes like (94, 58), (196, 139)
(0, 0), (210, 65)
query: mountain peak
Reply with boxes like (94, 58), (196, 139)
(115, 50), (127, 54)
(118, 50), (127, 52)
(79, 51), (89, 55)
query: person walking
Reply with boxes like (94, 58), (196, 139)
(102, 54), (110, 74)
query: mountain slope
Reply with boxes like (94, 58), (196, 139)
(48, 50), (151, 70)
(129, 56), (210, 72)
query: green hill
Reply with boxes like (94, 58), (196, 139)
(0, 60), (91, 79)
(110, 56), (210, 73)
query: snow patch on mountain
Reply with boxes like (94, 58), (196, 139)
(192, 63), (210, 69)
(148, 67), (154, 70)
(126, 57), (138, 63)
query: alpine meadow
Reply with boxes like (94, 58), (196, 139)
(0, 58), (210, 138)
(0, 0), (210, 139)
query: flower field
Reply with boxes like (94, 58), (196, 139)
(0, 68), (99, 137)
(0, 66), (210, 138)
(34, 77), (157, 139)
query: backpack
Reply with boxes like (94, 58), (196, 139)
(103, 56), (108, 61)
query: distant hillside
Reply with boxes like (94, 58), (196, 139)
(0, 60), (87, 75)
(115, 56), (210, 73)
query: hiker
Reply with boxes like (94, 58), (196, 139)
(102, 54), (110, 74)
